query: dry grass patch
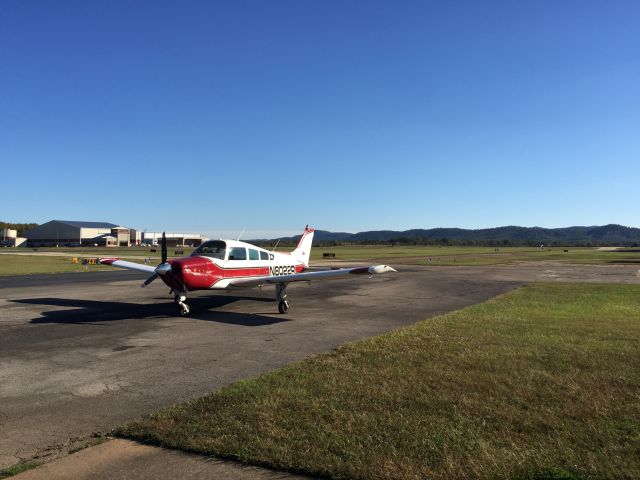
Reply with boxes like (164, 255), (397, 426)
(118, 283), (640, 479)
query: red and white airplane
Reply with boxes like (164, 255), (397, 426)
(99, 226), (396, 316)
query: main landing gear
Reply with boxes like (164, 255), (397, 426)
(170, 285), (290, 316)
(173, 291), (190, 316)
(276, 283), (289, 314)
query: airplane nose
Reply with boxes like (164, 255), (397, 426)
(171, 257), (220, 290)
(153, 260), (185, 291)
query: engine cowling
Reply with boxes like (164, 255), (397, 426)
(162, 257), (221, 291)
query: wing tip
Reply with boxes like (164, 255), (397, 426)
(349, 265), (397, 275)
(99, 257), (119, 265)
(368, 265), (397, 274)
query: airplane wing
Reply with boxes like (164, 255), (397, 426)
(226, 265), (396, 288)
(99, 258), (157, 274)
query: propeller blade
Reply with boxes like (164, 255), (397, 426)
(143, 233), (170, 288)
(142, 273), (158, 287)
(161, 232), (167, 264)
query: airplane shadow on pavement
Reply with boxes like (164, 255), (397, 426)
(12, 295), (288, 327)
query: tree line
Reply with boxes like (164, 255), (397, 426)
(0, 221), (38, 237)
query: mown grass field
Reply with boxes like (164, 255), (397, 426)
(0, 246), (193, 276)
(118, 283), (640, 480)
(8, 246), (195, 257)
(299, 245), (640, 266)
(0, 254), (106, 276)
(0, 245), (638, 276)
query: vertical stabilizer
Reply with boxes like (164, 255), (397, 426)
(291, 226), (315, 268)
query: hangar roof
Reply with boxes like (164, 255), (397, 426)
(53, 220), (120, 229)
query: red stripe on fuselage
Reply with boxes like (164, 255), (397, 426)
(161, 256), (304, 291)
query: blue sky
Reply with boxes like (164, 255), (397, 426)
(2, 1), (638, 238)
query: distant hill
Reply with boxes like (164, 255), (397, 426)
(259, 224), (640, 247)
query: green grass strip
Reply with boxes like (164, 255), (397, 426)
(118, 283), (640, 480)
(0, 462), (40, 479)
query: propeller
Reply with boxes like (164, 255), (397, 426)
(142, 232), (171, 287)
(161, 230), (167, 264)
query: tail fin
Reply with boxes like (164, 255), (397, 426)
(291, 226), (315, 268)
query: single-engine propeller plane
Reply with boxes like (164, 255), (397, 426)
(99, 226), (396, 316)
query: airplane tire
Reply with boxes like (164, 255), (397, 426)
(278, 300), (289, 314)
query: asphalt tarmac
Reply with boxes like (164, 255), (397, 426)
(1, 262), (638, 469)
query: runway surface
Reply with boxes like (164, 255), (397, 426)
(1, 262), (638, 468)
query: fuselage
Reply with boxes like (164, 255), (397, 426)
(161, 239), (305, 292)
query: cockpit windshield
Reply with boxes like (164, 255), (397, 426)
(192, 240), (226, 260)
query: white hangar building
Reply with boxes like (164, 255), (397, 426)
(24, 220), (205, 248)
(25, 220), (130, 247)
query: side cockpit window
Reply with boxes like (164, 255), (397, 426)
(192, 240), (226, 260)
(228, 247), (247, 260)
(260, 251), (269, 261)
(249, 249), (259, 261)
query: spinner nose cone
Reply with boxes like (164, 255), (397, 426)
(155, 263), (172, 275)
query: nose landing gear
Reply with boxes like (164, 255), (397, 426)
(173, 291), (190, 316)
